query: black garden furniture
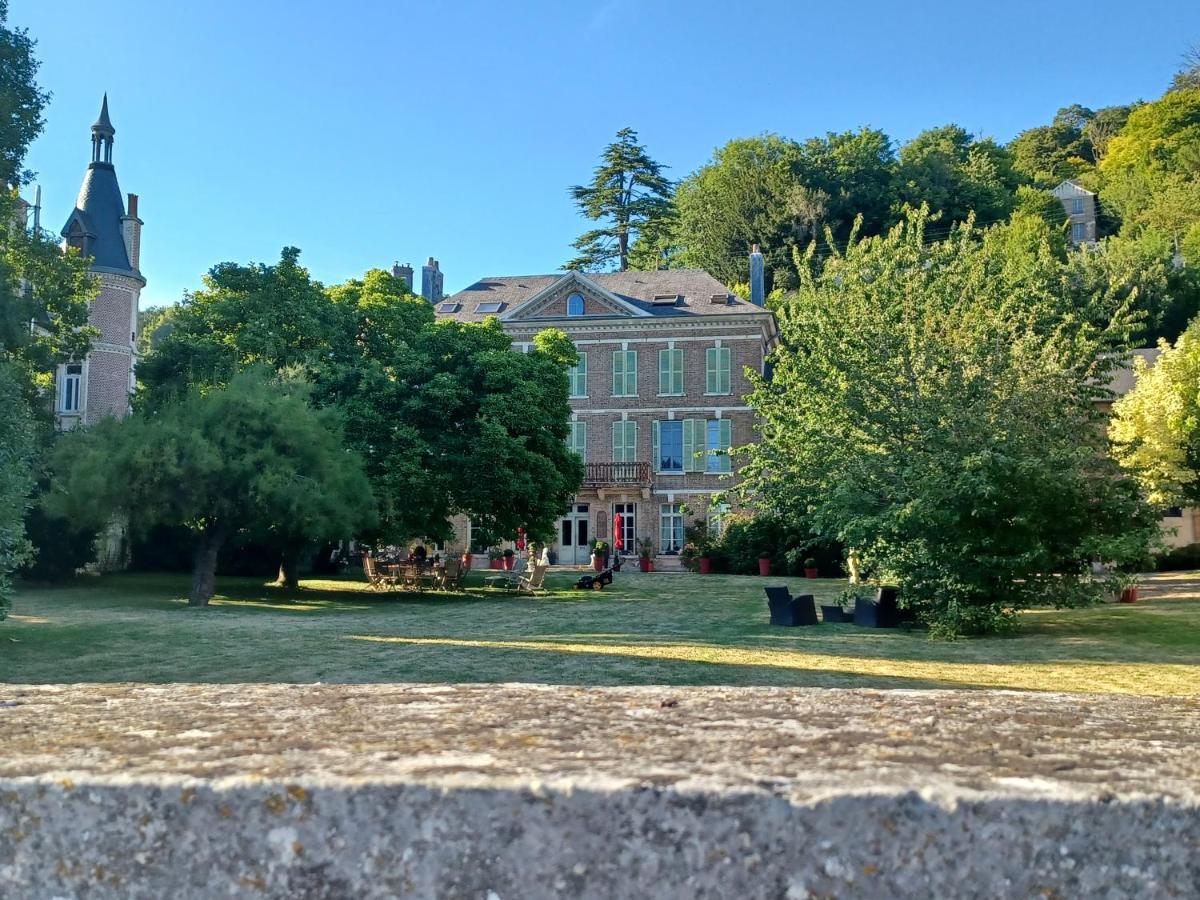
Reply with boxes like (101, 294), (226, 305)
(765, 586), (819, 626)
(853, 586), (910, 628)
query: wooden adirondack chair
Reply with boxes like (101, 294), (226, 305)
(441, 559), (462, 590)
(517, 563), (549, 594)
(362, 553), (391, 591)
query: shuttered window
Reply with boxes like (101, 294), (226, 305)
(611, 420), (638, 463)
(612, 350), (638, 397)
(658, 348), (683, 396)
(568, 353), (588, 398)
(706, 419), (732, 473)
(706, 346), (731, 395)
(567, 421), (587, 462)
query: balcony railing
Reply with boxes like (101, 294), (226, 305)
(585, 461), (651, 487)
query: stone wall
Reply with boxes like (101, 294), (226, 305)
(1, 684), (1197, 899)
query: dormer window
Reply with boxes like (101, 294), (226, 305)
(567, 292), (585, 316)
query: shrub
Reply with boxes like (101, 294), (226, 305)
(1154, 542), (1200, 571)
(19, 504), (98, 581)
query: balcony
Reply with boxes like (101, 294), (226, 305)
(584, 461), (651, 487)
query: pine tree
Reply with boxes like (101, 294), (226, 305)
(567, 128), (674, 272)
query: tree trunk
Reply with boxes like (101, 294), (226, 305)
(189, 527), (227, 607)
(275, 543), (303, 591)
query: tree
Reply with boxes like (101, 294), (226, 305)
(1100, 89), (1200, 226)
(1109, 324), (1200, 507)
(742, 208), (1155, 637)
(793, 127), (896, 242)
(46, 371), (375, 605)
(1169, 42), (1200, 93)
(0, 1), (49, 189)
(567, 128), (674, 272)
(0, 360), (35, 620)
(674, 134), (805, 289)
(137, 247), (340, 411)
(138, 254), (583, 552)
(896, 125), (1019, 226)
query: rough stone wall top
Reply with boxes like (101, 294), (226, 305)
(1, 683), (1197, 802)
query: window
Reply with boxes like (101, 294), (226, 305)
(1164, 507), (1184, 518)
(475, 301), (505, 314)
(658, 348), (683, 396)
(436, 302), (460, 314)
(706, 346), (731, 395)
(705, 419), (732, 473)
(1072, 222), (1087, 242)
(655, 420), (683, 472)
(708, 502), (731, 538)
(1071, 197), (1085, 215)
(567, 292), (585, 316)
(659, 504), (684, 553)
(567, 421), (587, 462)
(612, 349), (637, 397)
(568, 352), (588, 398)
(612, 420), (638, 463)
(60, 364), (82, 413)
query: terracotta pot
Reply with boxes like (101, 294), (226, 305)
(699, 557), (712, 575)
(758, 557), (771, 577)
(804, 567), (819, 579)
(1120, 587), (1138, 603)
(489, 559), (502, 570)
(593, 555), (604, 572)
(639, 556), (651, 572)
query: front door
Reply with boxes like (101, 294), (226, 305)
(612, 503), (637, 556)
(558, 503), (591, 565)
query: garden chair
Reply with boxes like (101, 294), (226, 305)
(764, 586), (818, 626)
(440, 559), (462, 590)
(484, 557), (529, 589)
(362, 553), (393, 591)
(517, 563), (550, 594)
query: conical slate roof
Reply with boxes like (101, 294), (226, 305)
(61, 97), (138, 278)
(92, 93), (114, 136)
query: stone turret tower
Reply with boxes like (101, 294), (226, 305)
(57, 95), (144, 428)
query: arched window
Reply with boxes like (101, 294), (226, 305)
(567, 292), (585, 316)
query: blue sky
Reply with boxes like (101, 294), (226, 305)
(11, 0), (1198, 305)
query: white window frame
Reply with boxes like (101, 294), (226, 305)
(60, 363), (84, 413)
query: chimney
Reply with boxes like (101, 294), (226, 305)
(749, 243), (764, 307)
(121, 192), (142, 271)
(421, 256), (444, 303)
(392, 261), (414, 291)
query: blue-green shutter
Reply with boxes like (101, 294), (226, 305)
(652, 420), (660, 472)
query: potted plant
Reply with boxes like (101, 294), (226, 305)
(638, 537), (654, 572)
(758, 555), (771, 577)
(1113, 571), (1140, 603)
(487, 548), (503, 570)
(680, 543), (699, 572)
(803, 557), (819, 579)
(502, 548), (515, 571)
(590, 540), (608, 572)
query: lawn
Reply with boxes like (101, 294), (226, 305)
(1, 570), (1197, 696)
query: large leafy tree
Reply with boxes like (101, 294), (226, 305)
(567, 128), (674, 272)
(1111, 320), (1200, 506)
(1099, 89), (1200, 227)
(0, 360), (35, 619)
(0, 1), (99, 604)
(742, 208), (1155, 637)
(47, 371), (375, 605)
(138, 252), (582, 554)
(674, 134), (805, 289)
(895, 125), (1019, 227)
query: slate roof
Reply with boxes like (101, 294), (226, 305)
(438, 269), (770, 323)
(62, 162), (133, 275)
